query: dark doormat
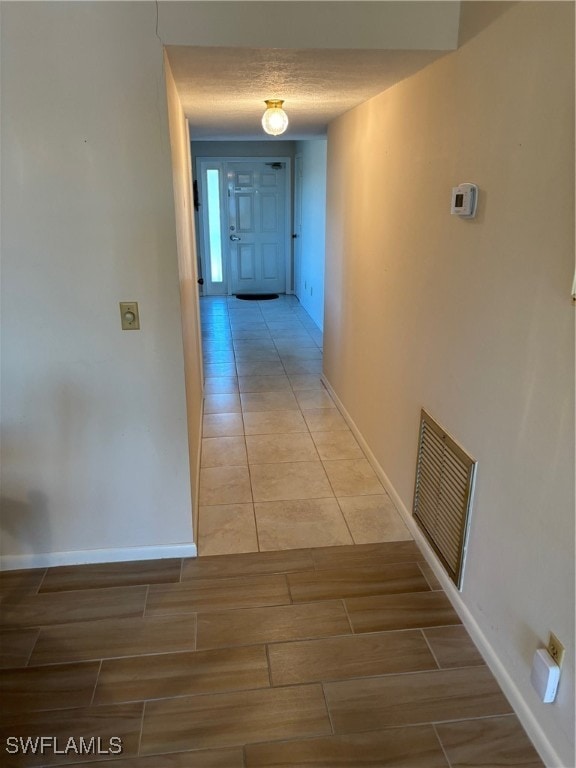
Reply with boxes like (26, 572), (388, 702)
(235, 293), (279, 301)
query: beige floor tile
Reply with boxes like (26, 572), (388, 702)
(302, 408), (349, 431)
(246, 433), (319, 464)
(201, 437), (247, 467)
(245, 726), (450, 768)
(282, 359), (323, 374)
(255, 499), (353, 550)
(202, 413), (244, 438)
(243, 410), (308, 435)
(338, 495), (413, 543)
(204, 351), (235, 364)
(232, 330), (271, 340)
(280, 348), (323, 361)
(199, 466), (252, 505)
(235, 350), (281, 362)
(295, 390), (336, 409)
(288, 374), (325, 390)
(311, 430), (364, 460)
(275, 339), (318, 352)
(204, 362), (237, 377)
(198, 503), (258, 556)
(233, 339), (277, 351)
(140, 684), (331, 753)
(238, 375), (291, 392)
(204, 377), (239, 395)
(236, 361), (286, 377)
(241, 390), (299, 412)
(204, 393), (241, 414)
(323, 458), (385, 496)
(250, 461), (334, 502)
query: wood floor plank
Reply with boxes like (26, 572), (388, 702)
(0, 586), (147, 629)
(244, 726), (450, 767)
(0, 661), (100, 716)
(435, 715), (544, 767)
(311, 541), (423, 570)
(181, 548), (315, 580)
(29, 614), (196, 665)
(288, 563), (429, 602)
(324, 667), (513, 733)
(140, 685), (331, 753)
(0, 628), (39, 669)
(0, 569), (46, 601)
(268, 630), (437, 686)
(146, 574), (290, 616)
(39, 559), (182, 593)
(196, 601), (351, 650)
(62, 749), (245, 768)
(418, 560), (443, 590)
(423, 626), (485, 668)
(0, 703), (143, 766)
(346, 591), (461, 633)
(94, 646), (270, 704)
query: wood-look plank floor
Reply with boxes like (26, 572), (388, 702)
(0, 544), (544, 767)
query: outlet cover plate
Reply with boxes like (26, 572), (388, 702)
(120, 302), (140, 330)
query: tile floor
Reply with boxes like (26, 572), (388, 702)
(0, 544), (544, 767)
(0, 295), (545, 766)
(198, 295), (413, 555)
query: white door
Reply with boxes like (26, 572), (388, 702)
(227, 161), (287, 295)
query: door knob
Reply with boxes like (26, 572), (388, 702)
(230, 235), (241, 241)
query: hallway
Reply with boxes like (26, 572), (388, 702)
(198, 295), (412, 555)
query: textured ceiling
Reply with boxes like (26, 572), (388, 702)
(166, 46), (447, 141)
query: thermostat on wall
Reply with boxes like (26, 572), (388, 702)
(451, 183), (478, 218)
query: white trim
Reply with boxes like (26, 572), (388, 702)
(0, 543), (197, 571)
(321, 373), (564, 768)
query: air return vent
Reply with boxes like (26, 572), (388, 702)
(413, 410), (477, 589)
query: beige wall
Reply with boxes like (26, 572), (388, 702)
(1, 3), (195, 564)
(164, 57), (204, 542)
(295, 140), (327, 329)
(324, 3), (574, 765)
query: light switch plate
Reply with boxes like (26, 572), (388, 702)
(120, 302), (140, 330)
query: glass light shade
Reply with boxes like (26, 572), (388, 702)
(262, 100), (289, 136)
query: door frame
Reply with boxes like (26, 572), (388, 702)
(195, 156), (293, 296)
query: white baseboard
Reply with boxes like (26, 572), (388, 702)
(0, 542), (198, 571)
(321, 374), (564, 768)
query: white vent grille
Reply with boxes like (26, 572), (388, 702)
(413, 410), (477, 589)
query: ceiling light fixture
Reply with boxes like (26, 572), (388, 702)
(262, 99), (289, 136)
